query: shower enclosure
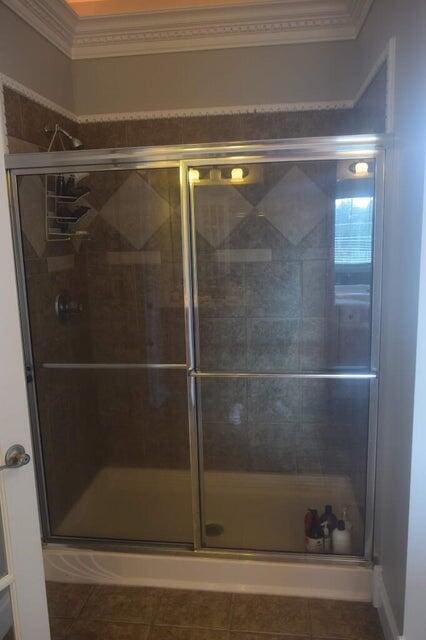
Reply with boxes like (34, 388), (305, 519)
(6, 136), (384, 561)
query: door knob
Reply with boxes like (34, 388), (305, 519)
(0, 445), (31, 471)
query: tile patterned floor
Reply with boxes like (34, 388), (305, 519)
(47, 582), (385, 640)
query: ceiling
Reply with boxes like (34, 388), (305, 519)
(67, 0), (257, 17)
(4, 0), (374, 59)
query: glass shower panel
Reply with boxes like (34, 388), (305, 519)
(17, 167), (192, 544)
(37, 367), (192, 543)
(191, 158), (376, 555)
(191, 160), (375, 372)
(199, 377), (370, 554)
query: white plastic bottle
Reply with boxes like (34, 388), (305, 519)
(332, 520), (351, 554)
(342, 506), (353, 532)
(321, 521), (331, 553)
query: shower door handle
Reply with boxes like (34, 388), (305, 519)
(0, 445), (31, 472)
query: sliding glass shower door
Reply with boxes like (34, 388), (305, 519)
(190, 158), (376, 555)
(17, 166), (193, 544)
(9, 139), (382, 558)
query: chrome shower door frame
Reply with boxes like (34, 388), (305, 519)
(6, 134), (388, 565)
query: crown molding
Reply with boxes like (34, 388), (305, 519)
(71, 0), (369, 58)
(4, 0), (374, 59)
(349, 0), (374, 36)
(2, 0), (77, 58)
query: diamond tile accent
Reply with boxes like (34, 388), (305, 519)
(193, 184), (252, 248)
(84, 170), (132, 212)
(260, 166), (331, 246)
(99, 172), (171, 250)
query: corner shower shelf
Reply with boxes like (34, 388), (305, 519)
(46, 192), (87, 203)
(45, 174), (91, 241)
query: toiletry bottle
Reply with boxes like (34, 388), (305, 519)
(304, 509), (316, 534)
(305, 511), (324, 553)
(332, 520), (351, 554)
(321, 521), (331, 553)
(320, 504), (338, 533)
(342, 506), (353, 532)
(56, 175), (65, 196)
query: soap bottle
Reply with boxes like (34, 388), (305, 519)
(305, 511), (324, 553)
(304, 509), (316, 534)
(332, 520), (351, 554)
(342, 506), (353, 532)
(320, 505), (338, 533)
(321, 521), (331, 553)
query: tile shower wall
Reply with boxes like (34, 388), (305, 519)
(354, 63), (388, 134)
(4, 86), (79, 154)
(81, 109), (361, 151)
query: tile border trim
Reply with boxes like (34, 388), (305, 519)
(78, 100), (354, 123)
(0, 73), (77, 122)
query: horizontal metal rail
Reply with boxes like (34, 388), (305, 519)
(39, 363), (377, 379)
(41, 363), (187, 370)
(40, 364), (377, 378)
(191, 370), (377, 379)
(5, 134), (392, 172)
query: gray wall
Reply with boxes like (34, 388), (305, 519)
(72, 40), (361, 115)
(357, 0), (426, 635)
(0, 3), (73, 110)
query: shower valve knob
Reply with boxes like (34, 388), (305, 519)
(55, 291), (83, 322)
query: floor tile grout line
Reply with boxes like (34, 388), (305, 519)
(307, 596), (314, 639)
(151, 586), (166, 626)
(64, 615), (81, 639)
(74, 582), (97, 619)
(148, 622), (233, 631)
(229, 591), (235, 631)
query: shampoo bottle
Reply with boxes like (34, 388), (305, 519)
(332, 520), (351, 554)
(321, 521), (331, 553)
(320, 505), (338, 533)
(304, 509), (316, 534)
(305, 511), (324, 553)
(342, 506), (353, 532)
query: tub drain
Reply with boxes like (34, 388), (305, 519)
(205, 522), (224, 537)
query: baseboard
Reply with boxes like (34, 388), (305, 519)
(44, 546), (372, 601)
(373, 566), (405, 640)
